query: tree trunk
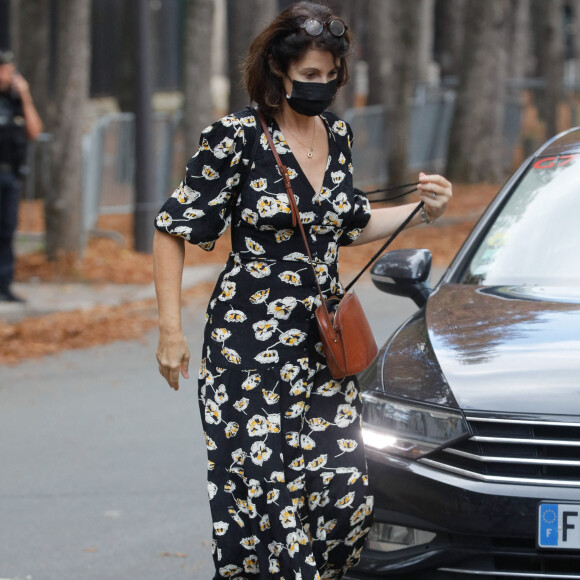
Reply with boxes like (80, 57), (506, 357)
(536, 0), (565, 138)
(183, 0), (215, 156)
(508, 0), (532, 81)
(10, 0), (51, 121)
(434, 0), (466, 79)
(446, 0), (510, 183)
(44, 0), (91, 259)
(227, 0), (277, 112)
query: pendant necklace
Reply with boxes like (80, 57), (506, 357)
(284, 119), (316, 159)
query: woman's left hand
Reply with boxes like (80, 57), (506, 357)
(417, 172), (452, 222)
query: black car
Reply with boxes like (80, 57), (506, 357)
(348, 127), (580, 579)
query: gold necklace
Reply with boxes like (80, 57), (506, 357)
(283, 119), (316, 159)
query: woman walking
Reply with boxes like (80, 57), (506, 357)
(153, 2), (452, 578)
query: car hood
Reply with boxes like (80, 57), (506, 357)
(422, 284), (580, 415)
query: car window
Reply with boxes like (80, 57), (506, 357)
(461, 153), (580, 286)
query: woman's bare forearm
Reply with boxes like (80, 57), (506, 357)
(153, 230), (185, 333)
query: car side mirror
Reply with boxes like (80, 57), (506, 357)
(370, 249), (433, 308)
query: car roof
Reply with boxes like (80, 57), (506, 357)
(535, 126), (580, 157)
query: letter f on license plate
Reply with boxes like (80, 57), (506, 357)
(538, 503), (580, 549)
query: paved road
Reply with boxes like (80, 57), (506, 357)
(0, 275), (435, 579)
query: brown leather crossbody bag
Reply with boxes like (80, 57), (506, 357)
(257, 112), (422, 379)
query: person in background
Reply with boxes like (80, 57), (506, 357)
(0, 49), (43, 302)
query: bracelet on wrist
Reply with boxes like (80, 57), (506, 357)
(420, 206), (434, 224)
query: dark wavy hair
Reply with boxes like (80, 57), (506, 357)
(242, 1), (352, 117)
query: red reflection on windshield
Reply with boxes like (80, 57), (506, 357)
(534, 154), (578, 169)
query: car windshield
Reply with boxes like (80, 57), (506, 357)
(460, 153), (580, 286)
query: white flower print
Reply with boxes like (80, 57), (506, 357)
(316, 516), (338, 540)
(332, 192), (351, 214)
(249, 289), (270, 304)
(300, 434), (316, 451)
(221, 347), (241, 365)
(257, 196), (277, 217)
(243, 554), (260, 574)
(252, 319), (279, 341)
(335, 403), (358, 428)
(224, 480), (236, 493)
(218, 280), (236, 301)
(173, 183), (201, 204)
(208, 481), (218, 500)
(205, 400), (221, 425)
(300, 211), (316, 223)
(348, 471), (362, 485)
(247, 479), (263, 498)
(262, 388), (280, 405)
(289, 456), (304, 471)
(213, 137), (234, 159)
(269, 560), (280, 574)
(205, 433), (217, 450)
(183, 207), (205, 219)
(254, 350), (279, 364)
(156, 211), (172, 227)
(213, 521), (229, 536)
(325, 242), (338, 263)
(337, 438), (358, 453)
(338, 152), (347, 165)
(231, 448), (245, 465)
(308, 417), (331, 431)
(247, 414), (268, 437)
(317, 379), (341, 397)
(345, 380), (358, 403)
(241, 374), (261, 390)
(285, 401), (305, 419)
(279, 271), (302, 286)
(172, 226), (192, 240)
(279, 505), (297, 529)
(280, 363), (299, 382)
(246, 261), (271, 278)
(266, 413), (280, 433)
(285, 431), (300, 448)
(290, 379), (307, 396)
(259, 514), (270, 531)
(224, 309), (246, 323)
(215, 384), (228, 404)
(225, 174), (240, 188)
(245, 237), (265, 255)
(241, 208), (259, 225)
(315, 263), (329, 284)
(332, 119), (348, 135)
(250, 440), (272, 465)
(321, 472), (334, 485)
(331, 170), (346, 185)
(345, 524), (371, 546)
(267, 489), (280, 504)
(219, 564), (242, 577)
(275, 229), (293, 243)
(312, 187), (332, 205)
(224, 422), (239, 438)
(211, 328), (231, 343)
(250, 178), (268, 191)
(307, 454), (328, 471)
(279, 329), (307, 346)
(202, 165), (219, 180)
(267, 297), (297, 319)
(233, 398), (249, 412)
(283, 251), (309, 262)
(240, 535), (260, 550)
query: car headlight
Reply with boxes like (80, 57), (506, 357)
(362, 391), (469, 459)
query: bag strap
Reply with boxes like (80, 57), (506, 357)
(257, 112), (328, 308)
(256, 111), (423, 300)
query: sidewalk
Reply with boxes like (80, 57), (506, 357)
(0, 264), (222, 324)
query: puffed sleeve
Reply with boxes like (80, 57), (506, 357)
(337, 123), (371, 246)
(154, 112), (254, 250)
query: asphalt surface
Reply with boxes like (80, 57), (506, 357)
(0, 268), (441, 579)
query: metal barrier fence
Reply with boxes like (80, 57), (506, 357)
(80, 111), (185, 232)
(344, 89), (522, 188)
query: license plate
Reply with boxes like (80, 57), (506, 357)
(538, 503), (580, 549)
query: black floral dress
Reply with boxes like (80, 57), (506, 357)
(155, 108), (374, 580)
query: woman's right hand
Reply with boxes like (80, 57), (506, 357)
(156, 330), (190, 391)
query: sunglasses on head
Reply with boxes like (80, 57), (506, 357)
(300, 18), (347, 38)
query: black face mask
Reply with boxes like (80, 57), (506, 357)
(286, 79), (338, 117)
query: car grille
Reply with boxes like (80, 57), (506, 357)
(420, 416), (580, 486)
